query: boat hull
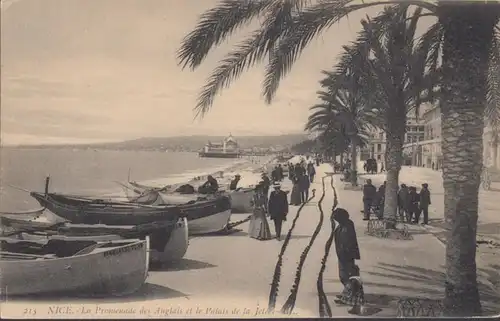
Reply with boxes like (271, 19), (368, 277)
(228, 188), (254, 213)
(15, 217), (189, 264)
(0, 239), (148, 297)
(30, 192), (181, 226)
(188, 209), (232, 235)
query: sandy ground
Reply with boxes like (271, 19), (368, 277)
(2, 164), (499, 319)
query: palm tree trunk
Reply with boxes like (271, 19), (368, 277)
(382, 109), (406, 229)
(438, 2), (499, 316)
(350, 143), (358, 186)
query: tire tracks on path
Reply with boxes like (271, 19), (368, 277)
(317, 175), (339, 318)
(267, 188), (317, 312)
(280, 175), (329, 315)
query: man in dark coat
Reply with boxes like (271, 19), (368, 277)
(417, 183), (431, 224)
(397, 184), (409, 221)
(268, 183), (289, 240)
(307, 162), (316, 183)
(299, 173), (310, 204)
(277, 164), (284, 181)
(229, 174), (241, 191)
(362, 179), (377, 220)
(376, 181), (386, 219)
(332, 208), (361, 302)
(198, 175), (219, 194)
(407, 186), (420, 223)
(271, 166), (280, 183)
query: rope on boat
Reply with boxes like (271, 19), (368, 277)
(280, 176), (327, 315)
(267, 189), (316, 313)
(317, 175), (338, 318)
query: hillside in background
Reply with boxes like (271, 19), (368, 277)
(11, 134), (309, 151)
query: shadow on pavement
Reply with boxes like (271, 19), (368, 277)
(326, 262), (499, 316)
(151, 258), (217, 272)
(2, 283), (189, 303)
(369, 263), (499, 316)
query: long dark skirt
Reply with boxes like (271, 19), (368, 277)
(290, 183), (301, 205)
(338, 259), (357, 295)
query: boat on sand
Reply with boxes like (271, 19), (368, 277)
(0, 238), (148, 297)
(0, 215), (189, 264)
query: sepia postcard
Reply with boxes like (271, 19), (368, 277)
(1, 0), (499, 319)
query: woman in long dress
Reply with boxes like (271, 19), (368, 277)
(248, 184), (272, 240)
(289, 176), (302, 206)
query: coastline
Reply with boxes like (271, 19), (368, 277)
(104, 155), (276, 197)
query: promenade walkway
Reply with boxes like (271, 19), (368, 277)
(2, 164), (498, 318)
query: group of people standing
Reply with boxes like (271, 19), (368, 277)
(397, 183), (431, 224)
(248, 172), (289, 241)
(362, 179), (431, 224)
(289, 161), (316, 205)
(361, 179), (386, 220)
(247, 159), (319, 241)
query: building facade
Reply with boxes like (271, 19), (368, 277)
(362, 109), (426, 163)
(404, 104), (500, 170)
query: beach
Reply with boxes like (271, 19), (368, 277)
(0, 148), (272, 211)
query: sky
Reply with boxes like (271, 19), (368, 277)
(0, 0), (434, 145)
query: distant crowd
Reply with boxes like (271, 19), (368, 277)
(362, 179), (431, 224)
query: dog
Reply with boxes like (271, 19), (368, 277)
(334, 275), (366, 315)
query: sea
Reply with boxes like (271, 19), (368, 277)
(0, 148), (267, 211)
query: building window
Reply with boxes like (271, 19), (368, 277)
(419, 126), (424, 132)
(377, 144), (382, 152)
(377, 154), (381, 160)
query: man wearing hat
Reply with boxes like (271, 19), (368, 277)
(229, 174), (241, 191)
(417, 183), (431, 225)
(268, 183), (289, 240)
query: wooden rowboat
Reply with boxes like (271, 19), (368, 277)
(11, 217), (189, 265)
(30, 192), (183, 225)
(32, 192), (232, 235)
(0, 238), (148, 297)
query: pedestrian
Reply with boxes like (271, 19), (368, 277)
(307, 162), (316, 183)
(407, 186), (420, 223)
(299, 173), (310, 204)
(362, 179), (377, 221)
(289, 175), (302, 206)
(380, 163), (385, 173)
(261, 172), (271, 212)
(277, 164), (284, 181)
(417, 183), (431, 225)
(268, 183), (289, 241)
(397, 184), (408, 221)
(376, 181), (386, 219)
(248, 183), (272, 240)
(331, 208), (361, 308)
(229, 174), (241, 191)
(271, 166), (279, 183)
(432, 162), (435, 170)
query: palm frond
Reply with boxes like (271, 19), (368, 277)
(177, 0), (273, 70)
(262, 0), (437, 103)
(193, 0), (307, 116)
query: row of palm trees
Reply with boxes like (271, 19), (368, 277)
(176, 0), (500, 316)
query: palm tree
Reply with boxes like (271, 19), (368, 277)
(305, 68), (378, 186)
(177, 0), (500, 316)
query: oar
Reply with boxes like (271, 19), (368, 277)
(2, 221), (68, 237)
(0, 251), (54, 260)
(6, 184), (31, 193)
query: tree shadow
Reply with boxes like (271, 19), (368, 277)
(2, 283), (188, 303)
(367, 263), (500, 316)
(151, 258), (217, 272)
(325, 262), (500, 316)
